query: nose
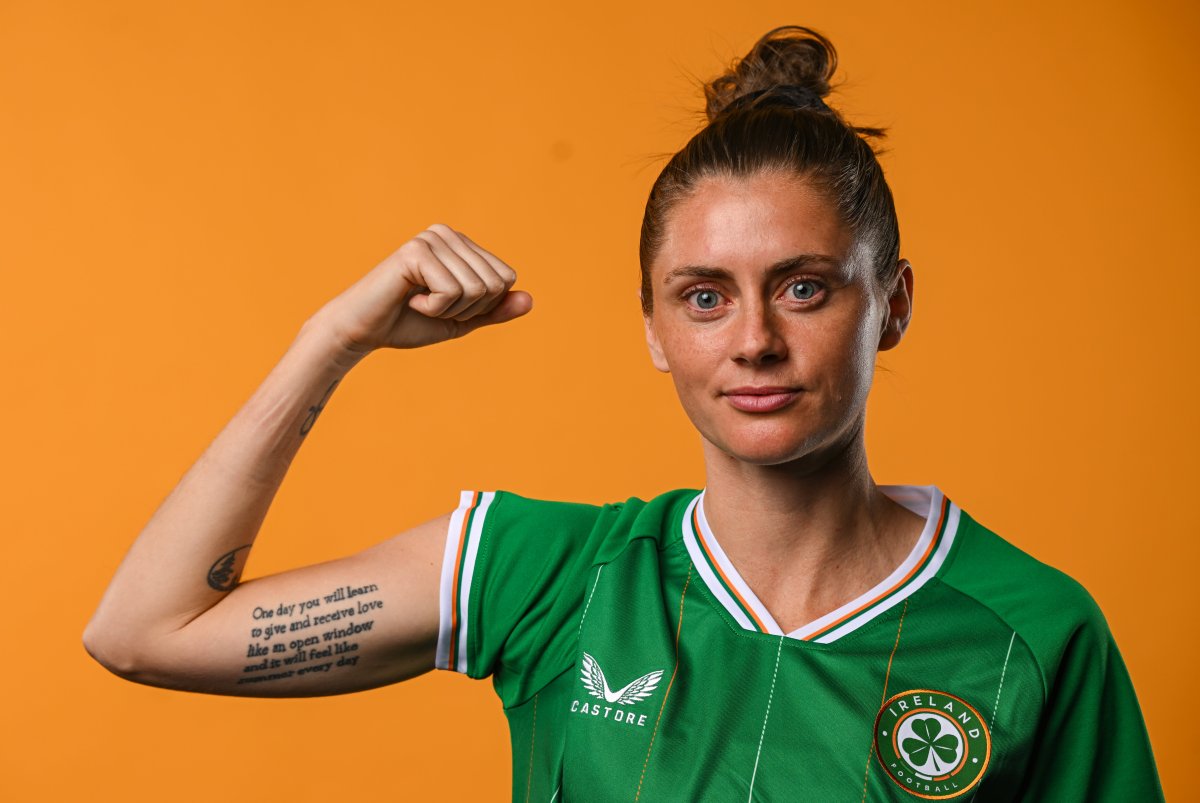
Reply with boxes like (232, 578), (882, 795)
(732, 301), (788, 365)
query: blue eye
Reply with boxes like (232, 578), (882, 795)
(790, 280), (818, 300)
(692, 289), (721, 310)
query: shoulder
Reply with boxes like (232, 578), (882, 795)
(458, 486), (700, 562)
(936, 506), (1165, 798)
(464, 488), (609, 533)
(441, 487), (700, 692)
(937, 503), (1112, 679)
(939, 506), (1102, 617)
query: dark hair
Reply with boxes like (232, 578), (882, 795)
(638, 25), (900, 316)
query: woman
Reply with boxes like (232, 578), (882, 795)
(84, 25), (1162, 801)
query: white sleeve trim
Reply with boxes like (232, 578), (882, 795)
(435, 490), (496, 674)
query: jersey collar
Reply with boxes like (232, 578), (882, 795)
(680, 484), (961, 644)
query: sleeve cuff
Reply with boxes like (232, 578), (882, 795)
(435, 490), (496, 674)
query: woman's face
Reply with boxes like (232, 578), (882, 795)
(643, 171), (911, 467)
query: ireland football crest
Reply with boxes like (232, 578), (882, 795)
(873, 689), (991, 798)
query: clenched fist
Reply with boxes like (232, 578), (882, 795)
(310, 223), (533, 356)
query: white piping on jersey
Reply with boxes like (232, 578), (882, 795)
(746, 634), (785, 801)
(961, 629), (1017, 802)
(435, 490), (497, 674)
(578, 565), (604, 636)
(990, 630), (1016, 731)
(681, 484), (961, 644)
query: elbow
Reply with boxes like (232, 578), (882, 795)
(82, 620), (148, 681)
(82, 621), (190, 691)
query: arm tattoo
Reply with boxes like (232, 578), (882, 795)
(239, 582), (383, 684)
(207, 544), (252, 591)
(299, 379), (339, 437)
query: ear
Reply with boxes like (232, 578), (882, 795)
(641, 293), (671, 373)
(878, 259), (914, 352)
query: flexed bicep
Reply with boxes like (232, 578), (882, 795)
(99, 511), (452, 698)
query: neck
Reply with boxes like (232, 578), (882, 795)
(698, 413), (922, 633)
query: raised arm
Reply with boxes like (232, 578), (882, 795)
(82, 224), (532, 696)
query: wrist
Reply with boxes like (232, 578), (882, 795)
(295, 314), (371, 374)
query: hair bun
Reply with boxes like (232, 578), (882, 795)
(704, 25), (838, 123)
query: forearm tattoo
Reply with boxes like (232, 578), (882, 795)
(207, 544), (252, 591)
(300, 380), (339, 437)
(238, 582), (383, 684)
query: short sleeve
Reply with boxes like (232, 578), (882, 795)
(434, 489), (610, 706)
(1018, 601), (1164, 800)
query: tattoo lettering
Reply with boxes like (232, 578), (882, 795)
(237, 582), (383, 684)
(299, 379), (339, 437)
(206, 545), (252, 591)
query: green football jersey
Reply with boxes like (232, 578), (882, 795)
(434, 485), (1163, 801)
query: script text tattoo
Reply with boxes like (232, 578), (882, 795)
(238, 582), (384, 684)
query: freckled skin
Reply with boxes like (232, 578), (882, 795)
(642, 172), (910, 469)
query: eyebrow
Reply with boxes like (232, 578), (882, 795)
(661, 253), (845, 285)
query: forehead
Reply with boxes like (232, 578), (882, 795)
(655, 172), (855, 279)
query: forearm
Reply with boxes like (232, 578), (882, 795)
(84, 315), (364, 667)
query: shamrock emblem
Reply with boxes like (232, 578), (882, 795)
(901, 717), (960, 772)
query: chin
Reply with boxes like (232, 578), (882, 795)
(706, 427), (820, 467)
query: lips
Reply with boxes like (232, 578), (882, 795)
(722, 386), (802, 413)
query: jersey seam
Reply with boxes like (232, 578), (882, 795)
(482, 491), (581, 682)
(933, 578), (1050, 704)
(933, 511), (1054, 705)
(655, 489), (698, 553)
(500, 527), (671, 710)
(496, 506), (647, 711)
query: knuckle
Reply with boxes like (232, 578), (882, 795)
(402, 237), (433, 256)
(428, 294), (456, 315)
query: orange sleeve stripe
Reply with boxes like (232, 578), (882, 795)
(447, 490), (480, 670)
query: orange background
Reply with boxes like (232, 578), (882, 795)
(3, 1), (1196, 799)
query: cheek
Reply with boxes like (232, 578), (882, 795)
(845, 319), (878, 370)
(805, 308), (880, 399)
(660, 326), (721, 376)
(837, 311), (884, 396)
